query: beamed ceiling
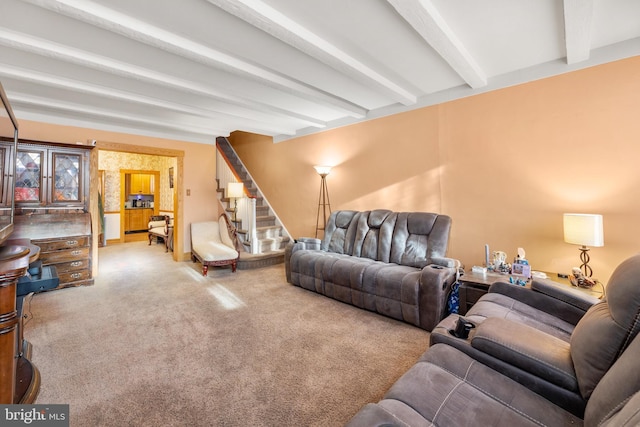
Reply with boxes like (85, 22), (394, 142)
(0, 0), (639, 144)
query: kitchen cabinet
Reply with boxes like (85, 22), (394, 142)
(125, 208), (153, 232)
(14, 142), (90, 209)
(129, 173), (154, 194)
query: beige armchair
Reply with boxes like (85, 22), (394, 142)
(148, 215), (171, 252)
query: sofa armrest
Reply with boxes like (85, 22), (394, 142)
(488, 280), (597, 326)
(430, 256), (457, 268)
(418, 265), (457, 331)
(471, 318), (578, 391)
(284, 237), (323, 283)
(530, 279), (600, 311)
(296, 237), (322, 250)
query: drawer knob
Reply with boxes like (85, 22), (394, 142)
(71, 250), (82, 256)
(70, 261), (83, 267)
(66, 240), (79, 246)
(70, 273), (82, 279)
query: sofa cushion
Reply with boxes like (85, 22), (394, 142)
(584, 331), (640, 427)
(352, 210), (394, 261)
(358, 344), (582, 426)
(389, 212), (450, 268)
(571, 254), (640, 399)
(462, 292), (575, 342)
(322, 210), (360, 254)
(471, 318), (577, 391)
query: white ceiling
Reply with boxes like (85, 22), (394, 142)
(0, 0), (638, 144)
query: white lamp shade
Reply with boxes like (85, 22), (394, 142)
(227, 182), (244, 198)
(314, 165), (332, 176)
(563, 213), (604, 247)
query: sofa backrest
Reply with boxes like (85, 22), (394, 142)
(390, 212), (451, 268)
(322, 209), (452, 267)
(585, 331), (640, 427)
(322, 210), (360, 254)
(352, 210), (394, 261)
(571, 254), (640, 400)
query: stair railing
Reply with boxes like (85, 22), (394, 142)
(215, 137), (292, 254)
(215, 145), (256, 250)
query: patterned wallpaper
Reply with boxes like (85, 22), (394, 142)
(99, 151), (176, 213)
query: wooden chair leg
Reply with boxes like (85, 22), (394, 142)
(202, 265), (208, 276)
(232, 260), (237, 273)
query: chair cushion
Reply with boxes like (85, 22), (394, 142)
(149, 226), (167, 237)
(148, 220), (167, 229)
(191, 221), (237, 262)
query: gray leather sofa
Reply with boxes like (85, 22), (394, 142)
(346, 334), (640, 426)
(285, 210), (457, 331)
(346, 255), (640, 426)
(429, 254), (640, 417)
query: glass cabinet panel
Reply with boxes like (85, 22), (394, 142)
(52, 152), (81, 202)
(15, 150), (42, 202)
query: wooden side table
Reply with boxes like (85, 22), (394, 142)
(458, 270), (603, 315)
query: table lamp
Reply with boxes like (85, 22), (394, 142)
(227, 182), (244, 222)
(563, 213), (604, 277)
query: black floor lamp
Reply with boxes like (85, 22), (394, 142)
(314, 166), (332, 238)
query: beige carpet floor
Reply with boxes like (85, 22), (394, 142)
(24, 241), (431, 426)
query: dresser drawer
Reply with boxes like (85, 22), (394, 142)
(40, 247), (90, 265)
(51, 259), (90, 273)
(35, 236), (89, 252)
(57, 269), (91, 284)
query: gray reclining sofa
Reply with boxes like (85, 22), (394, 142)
(346, 254), (640, 426)
(285, 209), (457, 331)
(430, 253), (640, 417)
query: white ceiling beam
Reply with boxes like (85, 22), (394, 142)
(386, 0), (486, 89)
(0, 65), (299, 136)
(8, 92), (232, 136)
(0, 28), (326, 129)
(563, 0), (594, 64)
(207, 0), (417, 106)
(21, 0), (366, 119)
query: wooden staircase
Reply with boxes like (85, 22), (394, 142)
(216, 137), (290, 269)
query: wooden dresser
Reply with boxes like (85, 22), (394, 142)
(12, 213), (93, 289)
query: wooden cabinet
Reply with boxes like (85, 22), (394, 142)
(124, 208), (153, 232)
(129, 173), (154, 194)
(0, 141), (15, 207)
(14, 142), (90, 209)
(13, 213), (93, 289)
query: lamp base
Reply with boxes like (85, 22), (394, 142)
(578, 246), (593, 277)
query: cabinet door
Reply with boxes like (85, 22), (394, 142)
(130, 173), (152, 194)
(0, 143), (11, 206)
(15, 149), (45, 203)
(130, 209), (145, 231)
(50, 151), (82, 204)
(130, 173), (141, 194)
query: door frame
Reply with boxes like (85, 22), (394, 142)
(91, 141), (184, 263)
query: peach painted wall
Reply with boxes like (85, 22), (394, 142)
(230, 56), (640, 283)
(17, 120), (218, 254)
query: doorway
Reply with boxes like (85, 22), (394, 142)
(95, 142), (184, 262)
